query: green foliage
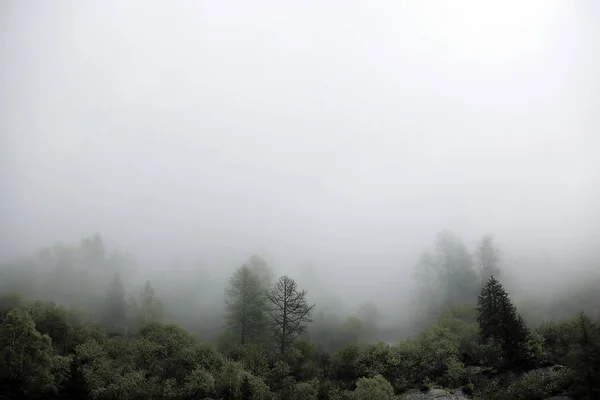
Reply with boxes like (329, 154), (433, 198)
(352, 374), (395, 400)
(137, 322), (196, 381)
(225, 265), (269, 346)
(29, 301), (72, 354)
(568, 312), (600, 399)
(182, 367), (215, 398)
(215, 359), (245, 399)
(1, 230), (599, 400)
(0, 308), (59, 398)
(240, 372), (274, 400)
(499, 366), (574, 400)
(477, 276), (530, 369)
(291, 378), (319, 400)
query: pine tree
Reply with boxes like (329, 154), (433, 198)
(266, 275), (315, 354)
(477, 276), (529, 368)
(225, 265), (268, 345)
(570, 312), (600, 399)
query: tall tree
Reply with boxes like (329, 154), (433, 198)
(130, 280), (162, 326)
(267, 275), (315, 354)
(475, 235), (501, 286)
(245, 255), (273, 289)
(225, 265), (268, 345)
(104, 272), (128, 333)
(477, 276), (529, 368)
(414, 231), (479, 323)
(0, 308), (56, 397)
(570, 312), (600, 398)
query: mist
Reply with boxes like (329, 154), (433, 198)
(2, 0), (600, 332)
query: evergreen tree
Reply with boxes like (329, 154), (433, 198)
(477, 276), (530, 368)
(267, 275), (315, 354)
(225, 265), (268, 345)
(570, 312), (600, 399)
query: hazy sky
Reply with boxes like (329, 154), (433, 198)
(1, 1), (599, 294)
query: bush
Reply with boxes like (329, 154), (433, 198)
(182, 367), (215, 398)
(352, 374), (395, 400)
(291, 379), (318, 400)
(500, 367), (574, 400)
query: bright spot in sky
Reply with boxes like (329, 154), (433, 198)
(410, 0), (562, 62)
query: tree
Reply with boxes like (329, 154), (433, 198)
(245, 255), (273, 289)
(475, 235), (501, 286)
(0, 308), (57, 397)
(357, 301), (382, 329)
(352, 375), (395, 400)
(130, 280), (162, 326)
(225, 265), (268, 346)
(477, 276), (530, 368)
(570, 312), (600, 399)
(266, 276), (315, 354)
(414, 231), (479, 324)
(104, 272), (127, 333)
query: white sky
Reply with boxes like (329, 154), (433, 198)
(1, 1), (599, 297)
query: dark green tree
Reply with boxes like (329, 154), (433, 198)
(267, 276), (315, 354)
(570, 312), (600, 399)
(0, 308), (57, 397)
(225, 265), (268, 345)
(477, 276), (530, 368)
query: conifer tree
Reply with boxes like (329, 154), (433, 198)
(477, 276), (529, 368)
(225, 265), (268, 345)
(570, 312), (600, 398)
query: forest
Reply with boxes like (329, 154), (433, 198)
(1, 231), (598, 400)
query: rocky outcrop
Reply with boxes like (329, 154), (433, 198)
(401, 388), (471, 399)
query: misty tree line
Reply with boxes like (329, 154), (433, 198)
(1, 231), (599, 399)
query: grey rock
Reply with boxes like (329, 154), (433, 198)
(401, 388), (471, 400)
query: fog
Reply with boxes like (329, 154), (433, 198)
(1, 1), (599, 331)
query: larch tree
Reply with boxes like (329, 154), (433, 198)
(477, 276), (530, 368)
(266, 275), (315, 354)
(476, 235), (501, 286)
(225, 265), (268, 345)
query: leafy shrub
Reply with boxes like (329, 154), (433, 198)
(499, 367), (574, 400)
(352, 374), (395, 400)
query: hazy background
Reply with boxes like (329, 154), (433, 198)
(1, 1), (599, 310)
